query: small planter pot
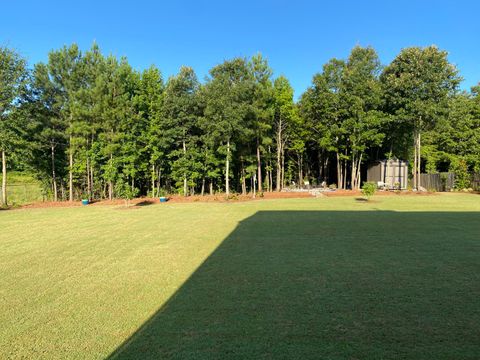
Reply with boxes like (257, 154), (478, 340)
(159, 197), (168, 203)
(81, 199), (89, 206)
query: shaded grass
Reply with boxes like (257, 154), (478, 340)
(0, 194), (479, 359)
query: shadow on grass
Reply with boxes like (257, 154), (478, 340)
(135, 200), (157, 207)
(109, 210), (480, 359)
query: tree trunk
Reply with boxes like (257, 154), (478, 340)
(225, 139), (230, 196)
(256, 142), (262, 193)
(413, 130), (418, 190)
(355, 153), (363, 189)
(298, 153), (303, 187)
(69, 136), (73, 202)
(281, 148), (285, 190)
(1, 150), (7, 206)
(90, 134), (95, 199)
(351, 152), (356, 190)
(336, 152), (342, 189)
(51, 143), (58, 202)
(269, 169), (273, 192)
(108, 181), (113, 200)
(183, 135), (187, 197)
(318, 149), (323, 183)
(109, 153), (113, 200)
(61, 181), (65, 201)
(267, 145), (272, 192)
(265, 168), (269, 193)
(276, 120), (282, 191)
(209, 181), (213, 195)
(86, 155), (91, 199)
(90, 164), (94, 199)
(201, 178), (205, 196)
(151, 164), (156, 198)
(241, 158), (246, 195)
(156, 167), (161, 196)
(324, 156), (329, 185)
(417, 132), (421, 189)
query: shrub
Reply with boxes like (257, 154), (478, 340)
(227, 193), (239, 201)
(361, 182), (377, 199)
(115, 179), (139, 207)
(328, 183), (337, 190)
(451, 159), (471, 190)
(158, 188), (167, 197)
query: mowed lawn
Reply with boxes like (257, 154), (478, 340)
(1, 194), (479, 359)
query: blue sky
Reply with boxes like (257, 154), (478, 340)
(2, 0), (479, 97)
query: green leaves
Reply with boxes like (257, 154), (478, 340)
(3, 43), (479, 199)
(0, 46), (28, 150)
(381, 46), (461, 131)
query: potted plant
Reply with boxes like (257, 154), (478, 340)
(81, 192), (89, 206)
(158, 189), (168, 203)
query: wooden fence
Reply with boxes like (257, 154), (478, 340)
(418, 172), (480, 191)
(473, 173), (480, 191)
(419, 173), (455, 192)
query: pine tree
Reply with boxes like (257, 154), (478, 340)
(0, 46), (28, 206)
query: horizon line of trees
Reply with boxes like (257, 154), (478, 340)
(1, 43), (479, 205)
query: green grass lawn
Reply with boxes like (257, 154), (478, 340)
(1, 194), (479, 359)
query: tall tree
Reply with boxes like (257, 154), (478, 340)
(0, 46), (27, 206)
(136, 65), (165, 197)
(273, 76), (297, 191)
(249, 54), (274, 193)
(163, 67), (200, 196)
(342, 46), (385, 189)
(203, 58), (254, 196)
(381, 46), (460, 189)
(37, 44), (84, 201)
(300, 70), (340, 186)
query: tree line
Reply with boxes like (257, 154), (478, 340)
(1, 43), (479, 204)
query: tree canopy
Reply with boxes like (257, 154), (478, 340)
(1, 43), (478, 203)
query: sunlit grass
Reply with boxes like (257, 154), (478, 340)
(1, 194), (479, 359)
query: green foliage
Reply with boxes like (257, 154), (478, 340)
(380, 46), (462, 189)
(114, 177), (139, 206)
(157, 188), (167, 197)
(300, 46), (387, 189)
(361, 181), (377, 198)
(450, 159), (471, 190)
(1, 42), (479, 201)
(0, 172), (44, 205)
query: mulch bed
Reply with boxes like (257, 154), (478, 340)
(15, 189), (437, 209)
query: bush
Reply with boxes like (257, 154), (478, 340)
(115, 178), (139, 206)
(361, 182), (377, 199)
(158, 188), (167, 197)
(328, 183), (337, 190)
(226, 193), (239, 201)
(451, 159), (471, 190)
